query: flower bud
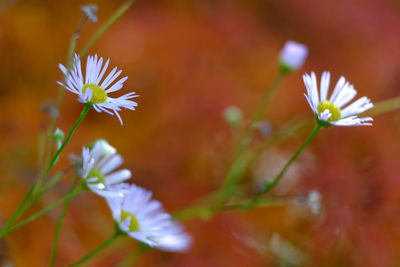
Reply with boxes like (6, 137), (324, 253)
(53, 128), (64, 143)
(223, 106), (243, 126)
(90, 139), (116, 157)
(278, 41), (308, 73)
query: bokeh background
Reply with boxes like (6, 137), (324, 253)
(1, 0), (400, 266)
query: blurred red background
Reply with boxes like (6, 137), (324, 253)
(1, 0), (400, 266)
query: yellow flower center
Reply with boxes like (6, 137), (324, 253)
(82, 84), (107, 104)
(86, 167), (105, 185)
(121, 210), (140, 232)
(317, 101), (341, 122)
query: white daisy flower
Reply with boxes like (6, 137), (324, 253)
(77, 139), (132, 196)
(279, 41), (308, 73)
(303, 71), (373, 126)
(105, 184), (192, 252)
(58, 54), (139, 125)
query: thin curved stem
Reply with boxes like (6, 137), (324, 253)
(70, 233), (119, 267)
(213, 72), (286, 206)
(0, 184), (37, 238)
(244, 124), (322, 209)
(37, 28), (80, 193)
(79, 0), (136, 57)
(0, 168), (71, 239)
(0, 187), (84, 238)
(46, 104), (91, 173)
(50, 173), (79, 267)
(174, 118), (309, 221)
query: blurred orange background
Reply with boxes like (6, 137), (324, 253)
(1, 0), (400, 266)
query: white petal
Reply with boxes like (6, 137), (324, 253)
(320, 71), (330, 102)
(153, 233), (192, 252)
(331, 116), (373, 126)
(99, 154), (124, 175)
(105, 76), (128, 93)
(335, 84), (357, 108)
(329, 76), (346, 104)
(341, 97), (373, 118)
(96, 58), (110, 85)
(105, 169), (131, 186)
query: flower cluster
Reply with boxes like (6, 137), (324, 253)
(55, 43), (375, 262)
(75, 139), (192, 252)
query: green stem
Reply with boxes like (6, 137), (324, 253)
(248, 72), (286, 130)
(245, 124), (322, 209)
(79, 0), (136, 57)
(50, 173), (79, 267)
(0, 187), (84, 238)
(174, 119), (309, 221)
(18, 169), (70, 223)
(0, 0), (133, 240)
(0, 183), (37, 237)
(46, 104), (91, 173)
(70, 233), (119, 267)
(222, 198), (283, 211)
(0, 168), (71, 239)
(173, 205), (214, 221)
(213, 72), (286, 206)
(37, 32), (80, 194)
(174, 197), (283, 221)
(39, 168), (70, 195)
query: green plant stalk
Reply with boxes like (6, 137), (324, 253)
(248, 73), (286, 132)
(2, 0), (135, 240)
(41, 0), (136, 187)
(245, 124), (322, 209)
(70, 233), (119, 267)
(6, 104), (88, 233)
(175, 198), (283, 221)
(222, 198), (284, 212)
(0, 167), (71, 239)
(7, 103), (86, 233)
(49, 173), (79, 267)
(173, 205), (215, 221)
(41, 0), (135, 190)
(174, 118), (309, 221)
(46, 104), (91, 173)
(41, 13), (88, 181)
(0, 184), (37, 238)
(38, 32), (79, 194)
(0, 187), (84, 238)
(79, 0), (136, 57)
(213, 72), (286, 206)
(235, 72), (286, 157)
(40, 169), (70, 195)
(38, 132), (46, 170)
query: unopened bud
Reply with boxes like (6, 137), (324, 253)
(223, 106), (243, 125)
(54, 128), (64, 142)
(278, 41), (308, 73)
(90, 139), (116, 157)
